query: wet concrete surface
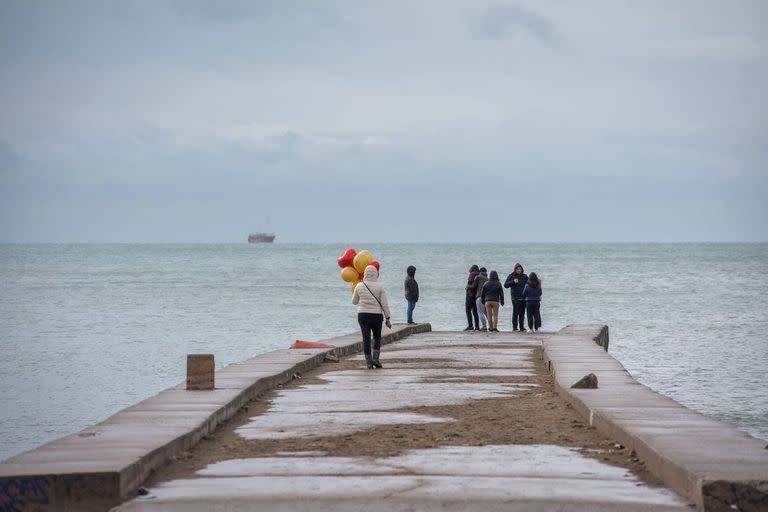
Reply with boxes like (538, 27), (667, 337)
(114, 331), (689, 511)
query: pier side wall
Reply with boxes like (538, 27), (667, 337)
(542, 324), (768, 511)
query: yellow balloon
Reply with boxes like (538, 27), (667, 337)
(340, 266), (358, 283)
(353, 250), (373, 273)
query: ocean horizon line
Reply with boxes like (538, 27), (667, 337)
(1, 240), (767, 246)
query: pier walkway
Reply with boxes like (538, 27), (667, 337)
(2, 325), (767, 511)
(113, 329), (687, 512)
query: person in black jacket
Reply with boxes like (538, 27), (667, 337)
(522, 272), (542, 332)
(404, 265), (419, 324)
(481, 270), (504, 332)
(504, 263), (528, 332)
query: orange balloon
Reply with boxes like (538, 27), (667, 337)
(353, 250), (373, 273)
(340, 266), (358, 283)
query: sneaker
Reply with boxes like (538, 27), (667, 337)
(463, 326), (473, 331)
(407, 321), (416, 325)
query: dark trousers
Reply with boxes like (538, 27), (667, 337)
(407, 300), (416, 323)
(512, 299), (527, 330)
(358, 312), (383, 356)
(526, 301), (541, 330)
(465, 296), (479, 329)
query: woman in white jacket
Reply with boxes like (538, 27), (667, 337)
(352, 265), (392, 369)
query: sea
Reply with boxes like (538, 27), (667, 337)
(1, 243), (767, 461)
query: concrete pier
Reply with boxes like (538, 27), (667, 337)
(1, 325), (766, 511)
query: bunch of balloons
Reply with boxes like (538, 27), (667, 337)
(337, 248), (380, 291)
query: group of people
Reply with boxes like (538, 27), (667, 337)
(350, 262), (542, 370)
(465, 263), (542, 333)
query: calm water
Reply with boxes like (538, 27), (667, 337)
(1, 243), (767, 461)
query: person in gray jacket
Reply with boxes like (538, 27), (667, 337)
(404, 265), (419, 324)
(473, 267), (489, 331)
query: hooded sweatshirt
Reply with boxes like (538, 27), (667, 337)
(466, 265), (480, 299)
(481, 271), (504, 305)
(473, 269), (489, 299)
(353, 265), (392, 318)
(404, 265), (419, 302)
(504, 263), (528, 300)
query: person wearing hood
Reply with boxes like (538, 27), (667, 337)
(352, 265), (392, 369)
(472, 267), (489, 331)
(464, 264), (480, 330)
(504, 263), (529, 332)
(404, 265), (419, 324)
(481, 270), (505, 332)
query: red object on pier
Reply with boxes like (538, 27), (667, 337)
(290, 340), (335, 349)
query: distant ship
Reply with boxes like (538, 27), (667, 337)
(248, 232), (276, 244)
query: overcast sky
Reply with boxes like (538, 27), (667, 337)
(1, 0), (766, 242)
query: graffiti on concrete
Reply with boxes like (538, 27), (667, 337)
(0, 476), (51, 512)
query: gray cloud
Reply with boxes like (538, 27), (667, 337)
(0, 139), (20, 173)
(473, 2), (560, 46)
(169, 0), (340, 27)
(0, 0), (766, 242)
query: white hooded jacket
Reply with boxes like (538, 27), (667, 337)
(352, 265), (391, 318)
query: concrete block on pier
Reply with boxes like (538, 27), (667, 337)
(186, 354), (214, 390)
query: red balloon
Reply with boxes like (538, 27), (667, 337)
(337, 248), (357, 268)
(370, 260), (380, 271)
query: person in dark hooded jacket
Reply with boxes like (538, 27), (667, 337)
(404, 265), (419, 324)
(522, 272), (543, 332)
(464, 264), (480, 330)
(504, 263), (528, 331)
(481, 270), (504, 332)
(473, 267), (489, 331)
